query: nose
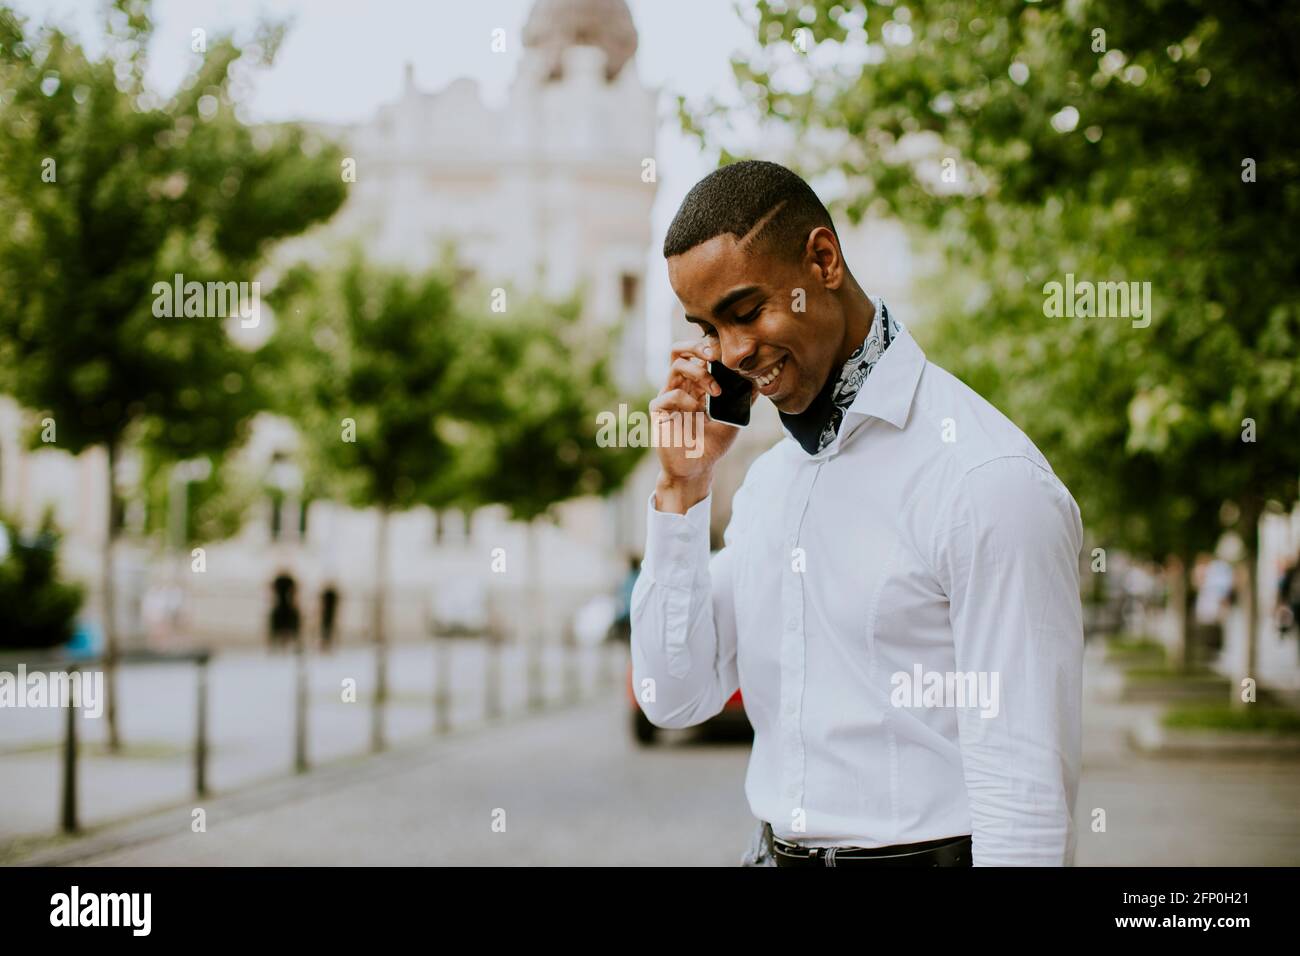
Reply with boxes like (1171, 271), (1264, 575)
(717, 330), (760, 373)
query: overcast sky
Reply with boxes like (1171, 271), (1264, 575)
(13, 0), (769, 374)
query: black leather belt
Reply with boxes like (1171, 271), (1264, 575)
(771, 831), (973, 867)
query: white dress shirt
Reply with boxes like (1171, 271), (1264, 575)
(631, 320), (1084, 866)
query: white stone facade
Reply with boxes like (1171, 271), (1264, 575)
(0, 0), (659, 650)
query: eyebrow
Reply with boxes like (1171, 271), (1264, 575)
(684, 285), (762, 326)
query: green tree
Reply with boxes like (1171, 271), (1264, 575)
(451, 287), (647, 703)
(264, 253), (472, 749)
(687, 0), (1300, 688)
(136, 445), (261, 549)
(0, 1), (348, 744)
(454, 289), (646, 523)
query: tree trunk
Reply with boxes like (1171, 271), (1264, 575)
(526, 518), (544, 710)
(1234, 503), (1262, 710)
(1168, 552), (1194, 674)
(103, 440), (121, 752)
(371, 504), (389, 751)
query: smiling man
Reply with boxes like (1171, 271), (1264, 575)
(631, 159), (1085, 867)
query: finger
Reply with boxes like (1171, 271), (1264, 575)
(670, 337), (717, 366)
(651, 388), (703, 414)
(649, 393), (709, 446)
(668, 356), (720, 397)
(650, 388), (704, 417)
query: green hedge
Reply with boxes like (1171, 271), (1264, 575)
(0, 509), (85, 651)
(1106, 634), (1165, 656)
(1163, 704), (1300, 735)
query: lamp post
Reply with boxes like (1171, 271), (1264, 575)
(167, 456), (212, 643)
(266, 452), (308, 770)
(169, 457), (212, 548)
(267, 453), (303, 543)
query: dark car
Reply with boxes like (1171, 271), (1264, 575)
(627, 664), (750, 745)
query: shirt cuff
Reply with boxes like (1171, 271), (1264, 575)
(642, 489), (712, 590)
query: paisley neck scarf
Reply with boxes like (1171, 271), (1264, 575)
(778, 296), (904, 455)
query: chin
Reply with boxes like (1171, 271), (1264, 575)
(773, 388), (812, 415)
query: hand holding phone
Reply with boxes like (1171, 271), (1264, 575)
(650, 337), (750, 511)
(706, 360), (754, 427)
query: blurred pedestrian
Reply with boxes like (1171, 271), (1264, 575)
(269, 572), (302, 652)
(1193, 556), (1233, 662)
(320, 583), (339, 653)
(610, 554), (640, 642)
(1277, 556), (1300, 642)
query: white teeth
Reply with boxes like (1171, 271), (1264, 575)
(755, 359), (785, 387)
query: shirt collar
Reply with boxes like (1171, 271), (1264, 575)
(844, 320), (925, 428)
(779, 297), (924, 457)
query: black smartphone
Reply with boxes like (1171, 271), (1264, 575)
(707, 361), (753, 427)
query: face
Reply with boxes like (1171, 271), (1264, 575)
(666, 227), (849, 415)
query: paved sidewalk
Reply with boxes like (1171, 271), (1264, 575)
(6, 639), (1298, 866)
(0, 639), (624, 847)
(12, 690), (754, 866)
(1074, 641), (1300, 865)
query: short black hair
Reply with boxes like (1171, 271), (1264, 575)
(662, 159), (839, 263)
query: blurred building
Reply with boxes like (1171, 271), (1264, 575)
(294, 0), (654, 389)
(0, 0), (659, 649)
(3, 0), (1298, 700)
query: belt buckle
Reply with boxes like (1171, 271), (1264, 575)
(775, 837), (818, 861)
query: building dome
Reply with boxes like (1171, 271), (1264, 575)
(521, 0), (638, 82)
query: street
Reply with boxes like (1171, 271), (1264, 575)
(0, 640), (622, 846)
(5, 640), (1299, 866)
(43, 691), (757, 866)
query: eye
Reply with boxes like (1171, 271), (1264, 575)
(735, 306), (762, 324)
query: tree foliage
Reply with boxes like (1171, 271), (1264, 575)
(685, 0), (1300, 562)
(263, 253), (470, 514)
(451, 288), (649, 524)
(0, 0), (347, 463)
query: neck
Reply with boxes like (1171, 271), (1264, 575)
(835, 279), (875, 368)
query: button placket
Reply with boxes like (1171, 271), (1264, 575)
(779, 461), (822, 810)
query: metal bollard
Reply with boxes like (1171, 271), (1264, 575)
(563, 626), (580, 704)
(61, 664), (79, 834)
(195, 655), (209, 796)
(485, 633), (502, 721)
(526, 634), (544, 712)
(434, 636), (451, 734)
(371, 639), (387, 753)
(294, 640), (309, 773)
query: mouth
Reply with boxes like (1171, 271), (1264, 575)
(748, 355), (787, 396)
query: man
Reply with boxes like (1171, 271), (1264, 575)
(631, 160), (1084, 867)
(320, 583), (339, 653)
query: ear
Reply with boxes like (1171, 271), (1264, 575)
(806, 226), (844, 290)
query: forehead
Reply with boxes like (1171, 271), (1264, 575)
(666, 234), (776, 313)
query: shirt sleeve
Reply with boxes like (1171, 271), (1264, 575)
(629, 478), (750, 729)
(932, 455), (1085, 866)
